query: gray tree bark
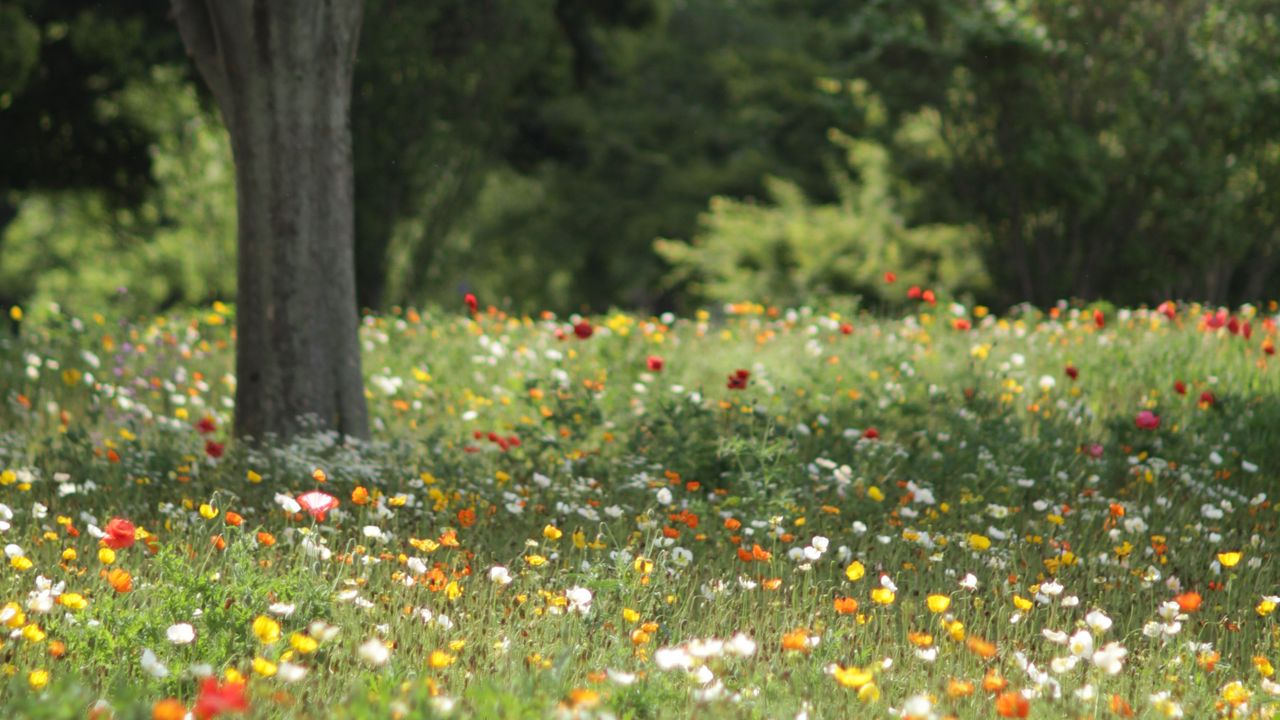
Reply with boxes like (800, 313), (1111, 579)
(172, 0), (370, 440)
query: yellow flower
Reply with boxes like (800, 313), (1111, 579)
(27, 669), (48, 690)
(252, 615), (281, 644)
(870, 588), (896, 605)
(3, 602), (26, 628)
(22, 623), (46, 643)
(199, 503), (219, 520)
(969, 534), (991, 551)
(543, 525), (563, 541)
(947, 620), (965, 642)
(446, 581), (463, 601)
(10, 556), (33, 571)
(525, 554), (547, 567)
(247, 470), (262, 484)
(858, 683), (881, 702)
(926, 594), (951, 613)
(833, 665), (873, 689)
(61, 548), (77, 561)
(867, 486), (885, 502)
(429, 650), (456, 669)
(1254, 656), (1275, 678)
(290, 633), (318, 654)
(845, 561), (866, 582)
(622, 608), (641, 624)
(1012, 595), (1033, 611)
(98, 548), (116, 565)
(1257, 598), (1278, 617)
(1217, 551), (1242, 568)
(58, 593), (87, 611)
(253, 657), (278, 677)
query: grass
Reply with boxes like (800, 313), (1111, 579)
(0, 300), (1277, 718)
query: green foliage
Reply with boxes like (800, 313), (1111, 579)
(1, 68), (235, 317)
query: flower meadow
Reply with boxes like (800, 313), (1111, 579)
(1, 299), (1279, 719)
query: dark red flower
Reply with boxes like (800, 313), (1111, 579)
(862, 427), (880, 440)
(647, 355), (664, 371)
(1243, 322), (1253, 340)
(727, 369), (750, 390)
(103, 517), (136, 550)
(205, 440), (225, 459)
(1199, 391), (1216, 407)
(1065, 365), (1079, 381)
(195, 417), (217, 434)
(1174, 380), (1187, 395)
(573, 321), (593, 339)
(194, 678), (248, 719)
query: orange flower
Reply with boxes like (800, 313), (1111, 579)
(456, 508), (476, 528)
(947, 679), (975, 698)
(439, 530), (460, 548)
(737, 547), (754, 562)
(781, 629), (810, 652)
(982, 670), (1008, 693)
(724, 517), (742, 531)
(224, 512), (243, 527)
(351, 486), (371, 505)
(833, 597), (859, 615)
(1175, 591), (1202, 613)
(751, 544), (771, 561)
(256, 532), (276, 547)
(1109, 695), (1134, 717)
(995, 691), (1029, 718)
(107, 568), (133, 593)
(212, 535), (227, 551)
(968, 636), (998, 660)
(48, 640), (66, 658)
(152, 699), (187, 720)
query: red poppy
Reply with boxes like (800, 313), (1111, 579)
(840, 322), (854, 335)
(1244, 321), (1253, 340)
(464, 293), (478, 313)
(195, 417), (217, 434)
(727, 369), (750, 390)
(883, 271), (897, 284)
(907, 286), (922, 300)
(573, 321), (593, 339)
(1065, 365), (1078, 380)
(1199, 391), (1216, 407)
(1157, 301), (1177, 319)
(1227, 317), (1240, 335)
(862, 427), (880, 440)
(1094, 309), (1105, 328)
(1175, 591), (1202, 613)
(1174, 380), (1187, 395)
(647, 355), (664, 372)
(1135, 410), (1160, 430)
(952, 318), (971, 331)
(103, 517), (136, 550)
(205, 440), (225, 459)
(194, 678), (248, 719)
(297, 491), (340, 521)
(922, 289), (936, 305)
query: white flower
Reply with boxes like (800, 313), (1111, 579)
(1068, 629), (1094, 658)
(1050, 656), (1079, 674)
(277, 662), (308, 682)
(688, 639), (724, 659)
(725, 633), (757, 657)
(274, 494), (302, 514)
(1091, 642), (1127, 675)
(915, 646), (938, 662)
(1075, 684), (1097, 701)
(959, 573), (979, 591)
(268, 603), (297, 617)
(901, 694), (933, 718)
(358, 638), (391, 666)
(1042, 629), (1068, 645)
(654, 646), (693, 671)
(607, 669), (637, 685)
(141, 648), (169, 678)
(566, 586), (593, 616)
(1085, 610), (1112, 633)
(1040, 579), (1064, 596)
(656, 488), (673, 505)
(488, 565), (512, 585)
(166, 623), (196, 645)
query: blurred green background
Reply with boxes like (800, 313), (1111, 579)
(2, 0), (1279, 317)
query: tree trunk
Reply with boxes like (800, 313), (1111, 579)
(172, 0), (370, 440)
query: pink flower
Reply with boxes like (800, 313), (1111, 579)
(1135, 410), (1160, 430)
(297, 491), (340, 520)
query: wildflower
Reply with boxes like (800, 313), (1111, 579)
(1217, 551), (1242, 568)
(845, 560), (866, 581)
(834, 597), (858, 615)
(152, 699), (187, 720)
(995, 691), (1029, 718)
(647, 355), (664, 371)
(359, 638), (391, 666)
(429, 650), (456, 668)
(870, 588), (895, 605)
(297, 491), (339, 520)
(28, 669), (49, 690)
(573, 320), (593, 339)
(1135, 410), (1160, 430)
(167, 623), (196, 645)
(489, 565), (513, 585)
(204, 440), (225, 459)
(252, 615), (280, 644)
(193, 678), (248, 719)
(727, 369), (749, 390)
(141, 648), (169, 679)
(1174, 591), (1202, 613)
(926, 594), (951, 613)
(107, 568), (132, 593)
(103, 517), (137, 549)
(832, 665), (873, 689)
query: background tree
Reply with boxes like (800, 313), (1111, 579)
(171, 0), (369, 440)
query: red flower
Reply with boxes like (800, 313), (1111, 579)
(1227, 317), (1241, 335)
(862, 427), (879, 440)
(195, 417), (217, 434)
(1065, 364), (1079, 380)
(727, 369), (750, 390)
(103, 517), (136, 550)
(1094, 309), (1105, 328)
(194, 678), (248, 719)
(1157, 301), (1177, 319)
(573, 321), (593, 339)
(840, 322), (854, 335)
(205, 440), (225, 459)
(907, 285), (922, 300)
(297, 491), (340, 521)
(1174, 380), (1187, 395)
(1135, 410), (1160, 430)
(1199, 391), (1216, 407)
(464, 293), (478, 313)
(1243, 322), (1253, 340)
(883, 271), (897, 284)
(647, 355), (664, 372)
(922, 289), (936, 305)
